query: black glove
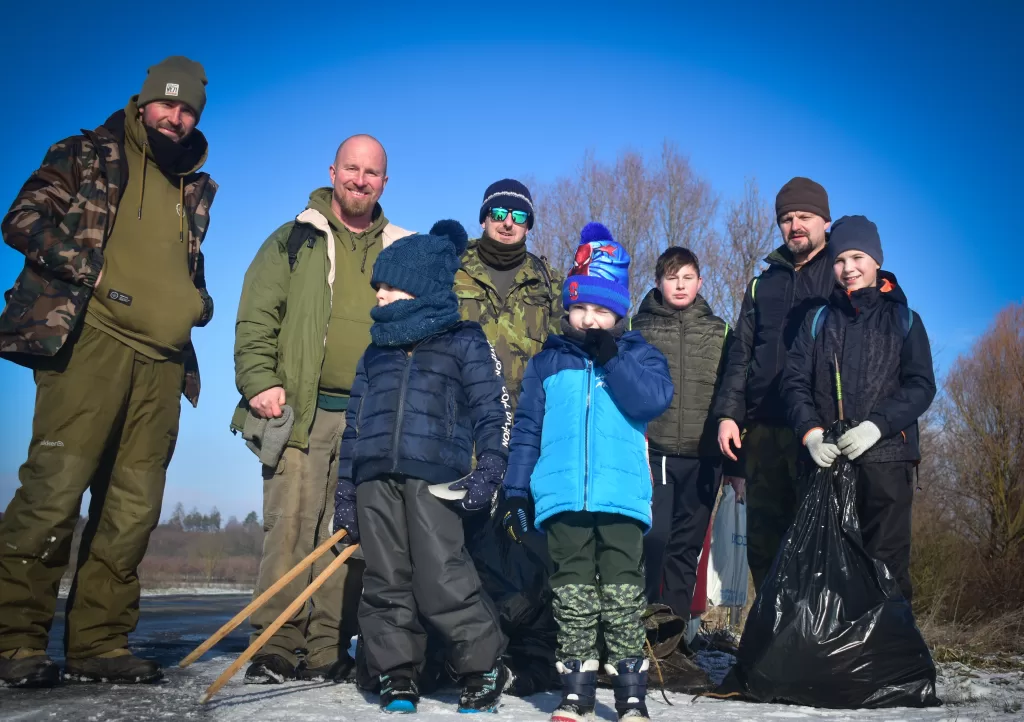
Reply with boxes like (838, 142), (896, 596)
(582, 328), (619, 367)
(333, 481), (359, 544)
(449, 453), (507, 513)
(499, 494), (533, 544)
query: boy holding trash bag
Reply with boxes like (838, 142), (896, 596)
(781, 215), (936, 601)
(500, 223), (674, 722)
(332, 220), (512, 714)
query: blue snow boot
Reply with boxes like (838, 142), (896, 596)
(379, 669), (419, 714)
(457, 661), (509, 713)
(607, 657), (650, 720)
(551, 659), (598, 722)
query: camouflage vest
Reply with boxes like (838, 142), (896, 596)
(454, 241), (562, 409)
(0, 118), (217, 406)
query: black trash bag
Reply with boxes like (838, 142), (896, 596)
(464, 507), (560, 696)
(717, 421), (940, 709)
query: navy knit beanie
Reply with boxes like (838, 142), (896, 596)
(371, 220), (469, 297)
(479, 178), (535, 229)
(828, 215), (883, 266)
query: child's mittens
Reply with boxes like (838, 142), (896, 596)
(449, 452), (507, 513)
(333, 480), (360, 544)
(498, 492), (533, 544)
(837, 420), (882, 460)
(582, 328), (619, 367)
(805, 427), (840, 468)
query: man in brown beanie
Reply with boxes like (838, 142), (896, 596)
(0, 55), (216, 687)
(710, 177), (836, 593)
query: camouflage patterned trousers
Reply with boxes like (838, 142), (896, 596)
(547, 512), (646, 664)
(744, 422), (804, 593)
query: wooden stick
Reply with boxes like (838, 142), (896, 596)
(834, 352), (845, 421)
(201, 542), (360, 704)
(179, 528), (349, 669)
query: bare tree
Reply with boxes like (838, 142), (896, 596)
(717, 179), (777, 325)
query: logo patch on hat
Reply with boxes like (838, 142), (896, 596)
(165, 82), (180, 97)
(568, 281), (579, 302)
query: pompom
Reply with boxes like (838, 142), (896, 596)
(580, 222), (614, 244)
(429, 219), (469, 257)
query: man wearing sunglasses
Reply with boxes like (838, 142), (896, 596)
(454, 179), (562, 411)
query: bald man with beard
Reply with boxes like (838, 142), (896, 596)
(231, 135), (413, 684)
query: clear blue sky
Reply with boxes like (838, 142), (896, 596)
(1, 2), (1021, 520)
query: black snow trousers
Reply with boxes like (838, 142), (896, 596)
(356, 477), (505, 678)
(856, 461), (915, 603)
(644, 453), (722, 618)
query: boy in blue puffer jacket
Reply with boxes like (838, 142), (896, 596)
(499, 223), (674, 722)
(332, 220), (512, 715)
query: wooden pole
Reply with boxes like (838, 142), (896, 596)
(200, 542), (360, 704)
(178, 528), (349, 669)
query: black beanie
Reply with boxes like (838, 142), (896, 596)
(479, 179), (535, 229)
(371, 220), (470, 297)
(828, 215), (883, 266)
(138, 56), (208, 120)
(775, 177), (830, 222)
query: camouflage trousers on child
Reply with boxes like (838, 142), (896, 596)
(546, 511), (646, 664)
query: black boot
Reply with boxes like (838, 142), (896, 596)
(458, 661), (510, 713)
(296, 654), (354, 682)
(608, 657), (649, 720)
(64, 650), (162, 684)
(243, 654), (297, 684)
(550, 659), (598, 722)
(0, 649), (61, 688)
(379, 667), (419, 713)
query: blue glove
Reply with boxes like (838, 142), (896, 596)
(499, 493), (532, 544)
(333, 480), (359, 544)
(449, 452), (507, 513)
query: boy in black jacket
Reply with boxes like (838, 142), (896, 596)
(781, 215), (936, 601)
(333, 220), (512, 714)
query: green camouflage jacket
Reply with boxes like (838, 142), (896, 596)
(454, 241), (563, 408)
(0, 109), (217, 406)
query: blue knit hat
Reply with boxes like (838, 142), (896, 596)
(828, 215), (883, 266)
(371, 220), (469, 297)
(563, 222), (631, 318)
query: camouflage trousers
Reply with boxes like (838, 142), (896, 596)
(0, 323), (182, 657)
(547, 512), (646, 664)
(744, 422), (805, 593)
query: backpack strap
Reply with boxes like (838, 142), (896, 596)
(811, 305), (828, 340)
(750, 277), (759, 302)
(722, 321), (730, 351)
(900, 307), (914, 339)
(286, 222), (318, 271)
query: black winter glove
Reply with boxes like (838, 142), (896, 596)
(582, 328), (619, 367)
(449, 452), (507, 513)
(333, 480), (359, 544)
(499, 493), (533, 544)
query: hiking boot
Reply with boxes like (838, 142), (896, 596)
(379, 668), (419, 713)
(296, 654), (354, 683)
(606, 657), (649, 721)
(64, 649), (162, 684)
(551, 659), (598, 722)
(0, 648), (61, 688)
(458, 661), (509, 713)
(243, 654), (297, 684)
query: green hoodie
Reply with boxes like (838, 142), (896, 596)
(231, 189), (411, 449)
(85, 97), (207, 358)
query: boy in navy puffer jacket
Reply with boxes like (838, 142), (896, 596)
(333, 220), (512, 714)
(500, 223), (674, 722)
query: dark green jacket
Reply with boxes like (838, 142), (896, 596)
(631, 289), (728, 457)
(230, 195), (411, 449)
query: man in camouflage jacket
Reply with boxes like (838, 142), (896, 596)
(454, 179), (562, 411)
(0, 57), (216, 688)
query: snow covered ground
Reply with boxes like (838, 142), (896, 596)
(4, 594), (1021, 721)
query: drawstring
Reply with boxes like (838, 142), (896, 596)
(661, 455), (667, 485)
(137, 141), (147, 219)
(179, 178), (185, 243)
(360, 243), (369, 273)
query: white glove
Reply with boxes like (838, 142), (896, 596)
(837, 421), (882, 460)
(805, 428), (840, 468)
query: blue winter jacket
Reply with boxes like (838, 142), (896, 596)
(338, 321), (512, 487)
(503, 331), (673, 531)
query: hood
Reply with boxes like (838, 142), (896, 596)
(103, 96), (208, 177)
(306, 187), (385, 243)
(831, 269), (908, 315)
(635, 288), (712, 320)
